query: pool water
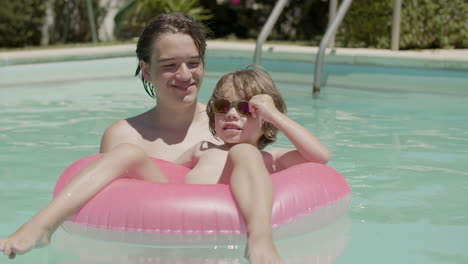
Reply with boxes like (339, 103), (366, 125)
(0, 53), (467, 263)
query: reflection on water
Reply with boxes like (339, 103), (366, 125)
(51, 216), (351, 264)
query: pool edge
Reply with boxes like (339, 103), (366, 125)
(1, 41), (467, 71)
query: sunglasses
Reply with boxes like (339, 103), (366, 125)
(210, 98), (251, 116)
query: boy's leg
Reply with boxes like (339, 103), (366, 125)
(0, 143), (166, 259)
(223, 143), (283, 264)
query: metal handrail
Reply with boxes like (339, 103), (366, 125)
(327, 0), (338, 49)
(313, 0), (353, 94)
(391, 0), (403, 50)
(86, 0), (98, 43)
(253, 0), (289, 66)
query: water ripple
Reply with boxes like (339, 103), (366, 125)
(390, 165), (468, 176)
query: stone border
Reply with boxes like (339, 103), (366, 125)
(1, 41), (467, 70)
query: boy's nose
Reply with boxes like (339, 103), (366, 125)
(175, 63), (192, 81)
(225, 107), (239, 120)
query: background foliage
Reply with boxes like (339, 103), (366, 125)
(339, 0), (468, 49)
(50, 0), (108, 44)
(0, 0), (466, 49)
(0, 0), (46, 47)
(115, 0), (212, 40)
(0, 0), (107, 47)
(399, 0), (467, 49)
(200, 0), (328, 44)
(338, 0), (393, 49)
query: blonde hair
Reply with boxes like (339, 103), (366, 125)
(207, 68), (287, 149)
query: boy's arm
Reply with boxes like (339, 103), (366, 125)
(269, 112), (329, 169)
(250, 95), (330, 170)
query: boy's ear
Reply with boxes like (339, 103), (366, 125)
(262, 121), (273, 139)
(260, 122), (267, 140)
(140, 60), (151, 82)
(261, 119), (268, 132)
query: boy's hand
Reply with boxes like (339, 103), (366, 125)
(248, 94), (281, 123)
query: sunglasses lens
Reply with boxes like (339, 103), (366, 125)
(237, 101), (250, 116)
(212, 99), (231, 113)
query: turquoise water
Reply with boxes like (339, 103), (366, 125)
(0, 53), (467, 263)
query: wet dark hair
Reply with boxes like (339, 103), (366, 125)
(207, 68), (287, 150)
(134, 13), (209, 98)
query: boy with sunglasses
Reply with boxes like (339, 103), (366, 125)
(173, 68), (330, 263)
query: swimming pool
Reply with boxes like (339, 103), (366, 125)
(0, 51), (467, 263)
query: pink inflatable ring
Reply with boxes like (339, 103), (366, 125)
(53, 154), (350, 245)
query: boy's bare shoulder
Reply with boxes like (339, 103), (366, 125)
(104, 119), (140, 138)
(100, 119), (141, 152)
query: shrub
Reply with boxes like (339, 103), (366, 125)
(399, 0), (467, 49)
(200, 0), (328, 43)
(338, 0), (467, 49)
(115, 0), (212, 40)
(0, 0), (46, 47)
(338, 0), (393, 48)
(50, 0), (108, 44)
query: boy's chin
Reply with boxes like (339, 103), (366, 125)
(220, 138), (242, 145)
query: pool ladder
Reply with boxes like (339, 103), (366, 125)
(253, 0), (354, 95)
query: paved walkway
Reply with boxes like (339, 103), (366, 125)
(208, 41), (468, 61)
(1, 41), (467, 69)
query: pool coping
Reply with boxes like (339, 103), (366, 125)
(1, 41), (467, 71)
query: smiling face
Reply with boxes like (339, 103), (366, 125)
(213, 86), (264, 147)
(140, 33), (204, 108)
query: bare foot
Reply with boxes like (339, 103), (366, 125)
(246, 234), (284, 264)
(0, 221), (52, 259)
